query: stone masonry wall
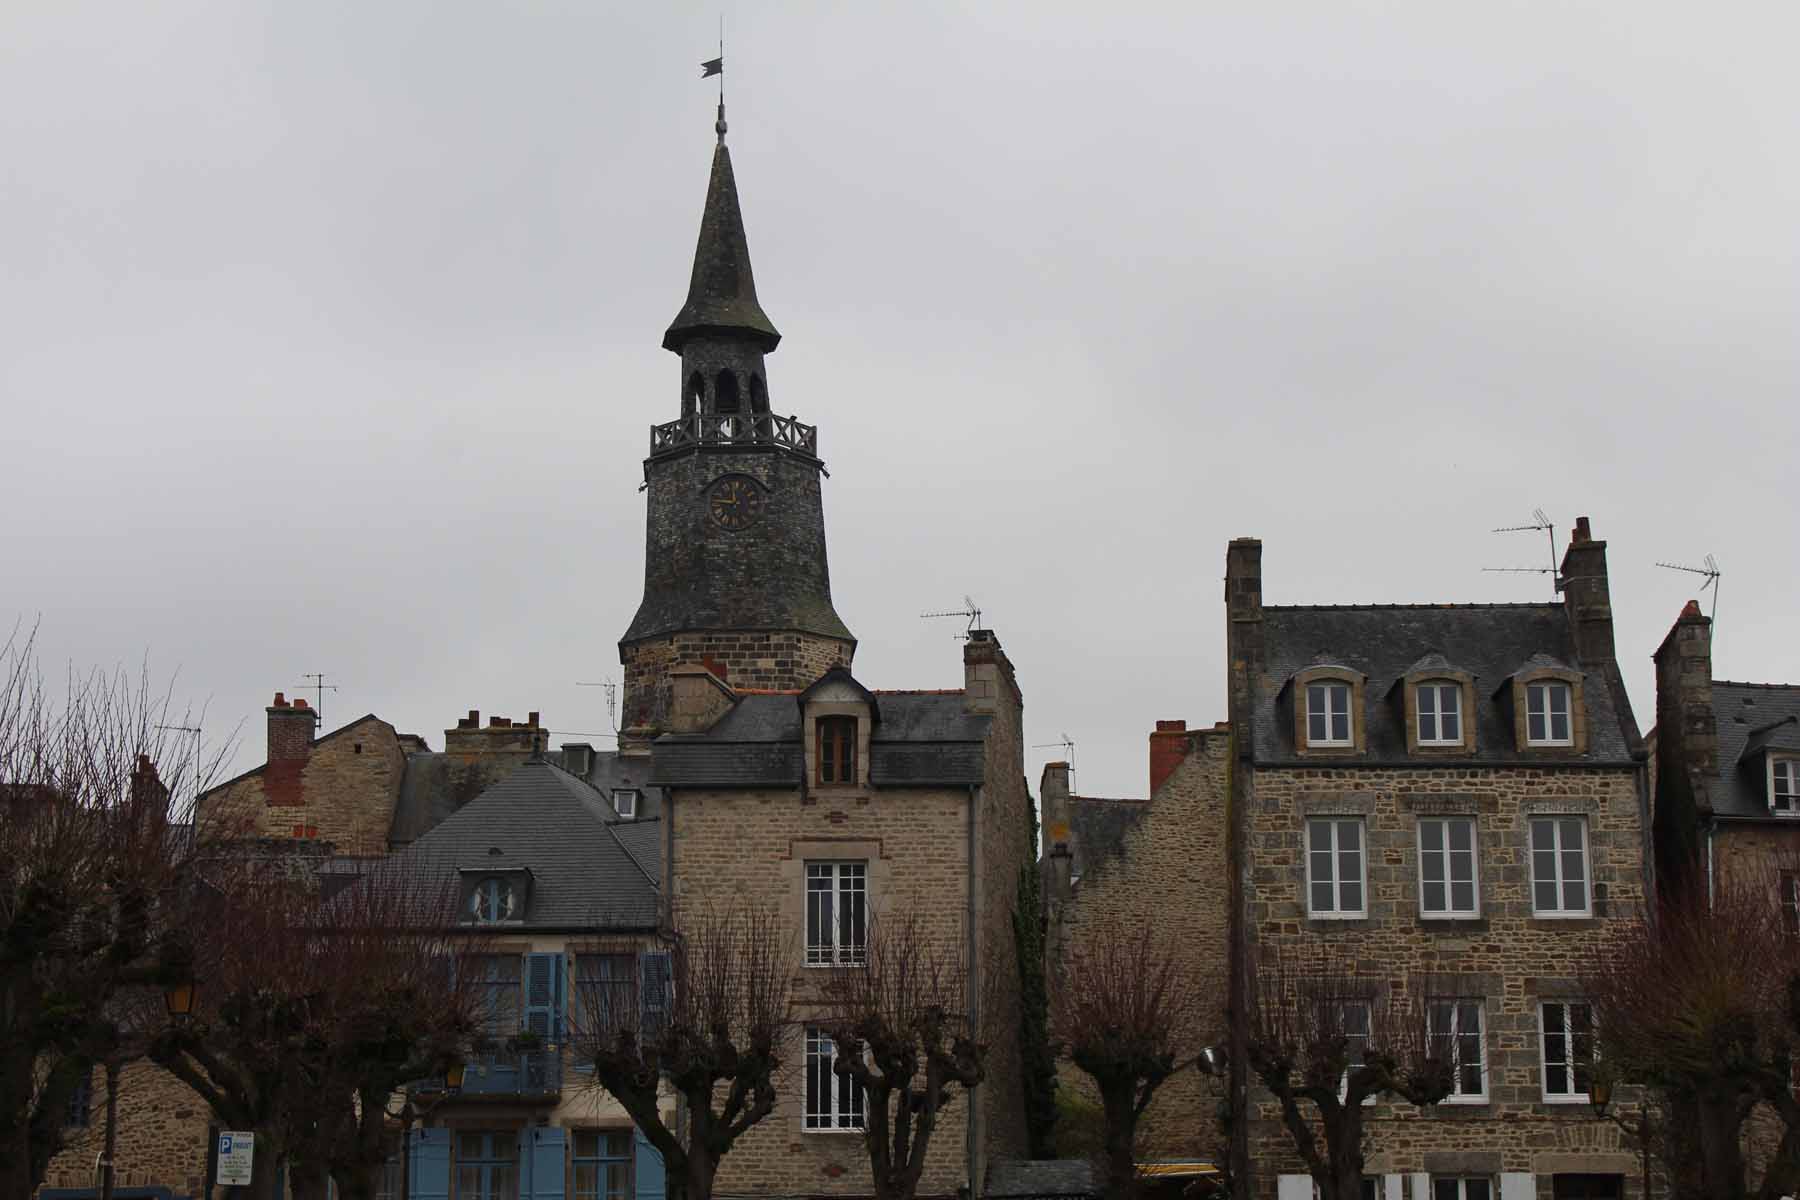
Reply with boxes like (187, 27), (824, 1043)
(198, 715), (405, 855)
(1712, 823), (1800, 895)
(621, 629), (851, 736)
(42, 1062), (211, 1196)
(1243, 763), (1647, 1200)
(670, 784), (974, 1199)
(1049, 727), (1233, 1166)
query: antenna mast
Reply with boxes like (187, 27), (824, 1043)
(1656, 555), (1722, 623)
(1032, 733), (1077, 791)
(920, 596), (983, 641)
(155, 722), (202, 810)
(1483, 508), (1559, 595)
(576, 679), (621, 735)
(295, 673), (339, 728)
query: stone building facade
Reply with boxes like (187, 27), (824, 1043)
(1224, 521), (1655, 1200)
(40, 1064), (211, 1197)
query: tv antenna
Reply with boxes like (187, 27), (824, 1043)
(1033, 732), (1077, 790)
(1656, 555), (1722, 623)
(296, 673), (339, 727)
(576, 679), (620, 735)
(154, 722), (203, 807)
(921, 596), (982, 640)
(1483, 508), (1559, 594)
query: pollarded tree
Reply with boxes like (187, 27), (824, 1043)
(1245, 944), (1453, 1200)
(1051, 921), (1210, 1199)
(568, 902), (793, 1200)
(816, 912), (988, 1200)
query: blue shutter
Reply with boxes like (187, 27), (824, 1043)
(633, 1128), (665, 1200)
(522, 1126), (566, 1200)
(408, 1128), (451, 1200)
(525, 952), (564, 1091)
(638, 951), (671, 1040)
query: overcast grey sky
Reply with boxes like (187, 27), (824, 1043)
(4, 2), (1796, 801)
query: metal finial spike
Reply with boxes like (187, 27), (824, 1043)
(715, 101), (727, 144)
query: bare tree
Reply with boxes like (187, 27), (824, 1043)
(0, 628), (219, 1197)
(1051, 922), (1210, 1199)
(568, 902), (793, 1200)
(1586, 875), (1800, 1200)
(1245, 944), (1452, 1200)
(815, 912), (986, 1200)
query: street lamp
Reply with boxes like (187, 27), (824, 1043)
(1588, 1076), (1649, 1200)
(444, 1061), (466, 1091)
(163, 979), (198, 1022)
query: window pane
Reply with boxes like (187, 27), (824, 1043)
(1311, 878), (1335, 913)
(1440, 688), (1461, 742)
(1448, 818), (1472, 854)
(1340, 878), (1363, 912)
(1338, 820), (1360, 853)
(1435, 1180), (1461, 1200)
(1450, 879), (1475, 912)
(1464, 1181), (1490, 1200)
(1309, 706), (1328, 743)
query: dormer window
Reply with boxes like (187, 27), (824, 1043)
(1416, 682), (1463, 746)
(818, 716), (857, 785)
(1772, 758), (1799, 816)
(612, 789), (639, 819)
(1307, 683), (1352, 746)
(469, 877), (517, 924)
(1526, 682), (1573, 746)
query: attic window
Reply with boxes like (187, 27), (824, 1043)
(1526, 682), (1573, 746)
(817, 716), (857, 785)
(1306, 683), (1352, 746)
(1772, 758), (1799, 816)
(612, 789), (639, 820)
(1416, 683), (1463, 746)
(469, 878), (517, 923)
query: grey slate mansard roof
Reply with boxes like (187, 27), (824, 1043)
(385, 760), (661, 931)
(651, 691), (992, 789)
(388, 747), (663, 846)
(1708, 682), (1800, 820)
(1255, 604), (1640, 766)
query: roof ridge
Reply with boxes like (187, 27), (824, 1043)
(1716, 680), (1800, 691)
(870, 688), (965, 696)
(1266, 602), (1564, 612)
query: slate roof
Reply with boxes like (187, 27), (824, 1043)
(1067, 796), (1149, 881)
(663, 140), (780, 352)
(985, 1159), (1100, 1199)
(1708, 682), (1800, 820)
(389, 747), (664, 846)
(384, 760), (661, 930)
(652, 691), (992, 788)
(1255, 604), (1640, 766)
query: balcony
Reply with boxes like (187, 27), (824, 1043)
(649, 413), (817, 459)
(457, 1043), (563, 1098)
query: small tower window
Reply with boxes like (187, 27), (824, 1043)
(749, 373), (769, 414)
(817, 717), (856, 785)
(684, 371), (704, 419)
(715, 369), (741, 414)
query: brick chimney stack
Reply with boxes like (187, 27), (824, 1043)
(267, 692), (319, 763)
(1149, 720), (1192, 796)
(1559, 517), (1617, 665)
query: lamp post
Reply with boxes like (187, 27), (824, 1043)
(1590, 1077), (1652, 1200)
(164, 978), (198, 1022)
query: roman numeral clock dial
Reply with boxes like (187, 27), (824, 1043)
(707, 473), (767, 531)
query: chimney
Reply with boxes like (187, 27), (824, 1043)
(963, 628), (1021, 717)
(1654, 600), (1718, 779)
(129, 753), (171, 826)
(1225, 538), (1265, 742)
(1559, 516), (1617, 664)
(1039, 761), (1073, 902)
(1150, 720), (1191, 796)
(445, 709), (550, 757)
(267, 692), (319, 764)
(667, 665), (736, 734)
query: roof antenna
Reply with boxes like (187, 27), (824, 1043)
(1656, 555), (1722, 624)
(921, 596), (982, 641)
(154, 722), (203, 810)
(296, 673), (339, 728)
(1033, 733), (1077, 792)
(1483, 508), (1559, 595)
(576, 678), (621, 736)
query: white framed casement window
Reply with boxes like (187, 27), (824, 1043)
(1306, 682), (1353, 746)
(1417, 816), (1479, 918)
(805, 861), (868, 965)
(1427, 999), (1487, 1102)
(1337, 1000), (1376, 1105)
(1305, 817), (1366, 917)
(1416, 683), (1463, 746)
(1539, 1000), (1595, 1102)
(1431, 1180), (1491, 1200)
(803, 1027), (865, 1132)
(1770, 758), (1799, 816)
(1525, 681), (1573, 746)
(611, 789), (639, 819)
(1783, 871), (1800, 936)
(1529, 817), (1591, 917)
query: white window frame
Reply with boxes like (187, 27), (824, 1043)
(1305, 817), (1367, 918)
(805, 861), (868, 966)
(1306, 682), (1353, 746)
(1430, 1179), (1492, 1200)
(611, 789), (639, 819)
(1336, 1000), (1377, 1105)
(803, 1027), (865, 1132)
(1427, 998), (1487, 1103)
(1539, 1000), (1595, 1103)
(1416, 682), (1463, 746)
(1529, 816), (1592, 917)
(1416, 816), (1480, 919)
(1525, 681), (1574, 746)
(1770, 757), (1800, 816)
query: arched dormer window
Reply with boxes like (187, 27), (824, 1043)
(684, 371), (705, 418)
(1498, 659), (1586, 753)
(1396, 658), (1477, 754)
(715, 369), (741, 414)
(749, 373), (769, 414)
(1289, 665), (1366, 755)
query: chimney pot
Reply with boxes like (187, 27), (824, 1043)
(273, 692), (287, 707)
(527, 711), (540, 727)
(1156, 719), (1187, 732)
(293, 698), (309, 710)
(468, 709), (479, 723)
(1574, 516), (1592, 542)
(1681, 599), (1704, 620)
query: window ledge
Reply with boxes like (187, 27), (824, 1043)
(802, 1126), (866, 1135)
(1528, 912), (1597, 924)
(1540, 1095), (1594, 1107)
(1304, 913), (1369, 925)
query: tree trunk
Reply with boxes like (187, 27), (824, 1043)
(680, 1150), (717, 1200)
(289, 1157), (332, 1200)
(100, 1061), (121, 1200)
(1695, 1091), (1749, 1200)
(1096, 1079), (1140, 1200)
(1322, 1107), (1365, 1200)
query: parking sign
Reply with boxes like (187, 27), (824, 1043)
(217, 1130), (255, 1185)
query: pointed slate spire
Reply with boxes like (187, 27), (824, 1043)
(662, 114), (781, 353)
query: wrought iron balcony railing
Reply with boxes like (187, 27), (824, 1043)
(649, 412), (817, 458)
(457, 1043), (563, 1097)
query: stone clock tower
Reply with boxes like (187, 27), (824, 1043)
(618, 108), (856, 740)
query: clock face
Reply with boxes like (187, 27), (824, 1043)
(707, 474), (767, 531)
